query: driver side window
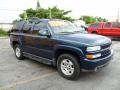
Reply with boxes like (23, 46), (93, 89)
(33, 22), (48, 35)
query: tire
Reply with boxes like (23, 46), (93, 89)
(14, 44), (24, 60)
(57, 54), (80, 80)
(92, 31), (97, 34)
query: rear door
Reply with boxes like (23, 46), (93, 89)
(102, 22), (112, 36)
(22, 22), (34, 54)
(111, 22), (120, 36)
(10, 21), (25, 46)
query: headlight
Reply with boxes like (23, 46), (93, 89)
(87, 46), (101, 52)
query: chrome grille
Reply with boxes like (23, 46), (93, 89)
(101, 43), (111, 50)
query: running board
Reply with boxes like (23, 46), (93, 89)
(23, 52), (53, 65)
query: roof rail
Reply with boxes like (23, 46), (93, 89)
(28, 17), (40, 24)
(16, 17), (40, 24)
(29, 17), (39, 20)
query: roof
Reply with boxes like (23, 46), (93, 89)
(16, 18), (64, 24)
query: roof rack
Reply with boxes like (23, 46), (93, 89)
(28, 17), (40, 24)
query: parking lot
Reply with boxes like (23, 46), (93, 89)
(0, 38), (120, 90)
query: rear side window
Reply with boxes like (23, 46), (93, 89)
(12, 21), (25, 30)
(104, 23), (111, 28)
(112, 22), (120, 28)
(90, 23), (100, 28)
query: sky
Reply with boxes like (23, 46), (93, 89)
(0, 0), (120, 23)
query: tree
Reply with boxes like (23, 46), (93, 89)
(80, 16), (96, 24)
(19, 6), (74, 21)
(80, 16), (108, 24)
(94, 17), (108, 22)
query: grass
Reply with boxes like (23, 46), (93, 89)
(0, 28), (8, 37)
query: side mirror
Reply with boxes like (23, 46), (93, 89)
(38, 29), (51, 37)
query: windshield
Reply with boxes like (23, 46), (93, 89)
(49, 20), (80, 34)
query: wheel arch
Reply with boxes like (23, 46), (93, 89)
(92, 31), (98, 34)
(53, 45), (84, 66)
(12, 41), (19, 48)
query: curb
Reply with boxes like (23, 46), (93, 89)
(0, 37), (9, 39)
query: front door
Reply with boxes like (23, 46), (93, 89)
(30, 21), (54, 60)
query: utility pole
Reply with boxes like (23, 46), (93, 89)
(23, 10), (28, 21)
(49, 8), (52, 19)
(36, 0), (41, 10)
(117, 8), (119, 22)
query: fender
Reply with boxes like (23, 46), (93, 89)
(52, 45), (84, 66)
(10, 33), (23, 48)
(54, 45), (84, 57)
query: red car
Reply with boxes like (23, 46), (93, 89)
(88, 22), (120, 37)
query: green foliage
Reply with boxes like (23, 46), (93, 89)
(80, 16), (96, 24)
(94, 17), (108, 22)
(19, 6), (73, 21)
(80, 16), (108, 24)
(0, 28), (8, 37)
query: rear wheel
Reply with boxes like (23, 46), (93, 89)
(92, 31), (97, 34)
(57, 54), (80, 80)
(14, 44), (24, 60)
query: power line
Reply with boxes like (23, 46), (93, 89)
(0, 9), (24, 11)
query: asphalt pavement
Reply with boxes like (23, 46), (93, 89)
(0, 38), (120, 90)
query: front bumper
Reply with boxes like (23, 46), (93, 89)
(81, 49), (113, 72)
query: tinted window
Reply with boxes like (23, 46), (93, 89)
(90, 23), (100, 28)
(12, 21), (25, 30)
(104, 23), (111, 28)
(33, 22), (48, 35)
(22, 22), (32, 33)
(112, 22), (120, 28)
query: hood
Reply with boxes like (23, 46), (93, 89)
(57, 33), (111, 46)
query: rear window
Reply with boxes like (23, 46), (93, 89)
(89, 23), (100, 28)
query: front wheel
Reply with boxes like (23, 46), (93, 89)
(14, 44), (24, 60)
(57, 54), (80, 80)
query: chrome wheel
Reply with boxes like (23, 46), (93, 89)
(61, 59), (74, 76)
(15, 47), (21, 57)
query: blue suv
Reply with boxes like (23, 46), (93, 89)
(10, 18), (113, 80)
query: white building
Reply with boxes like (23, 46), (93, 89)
(0, 23), (13, 31)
